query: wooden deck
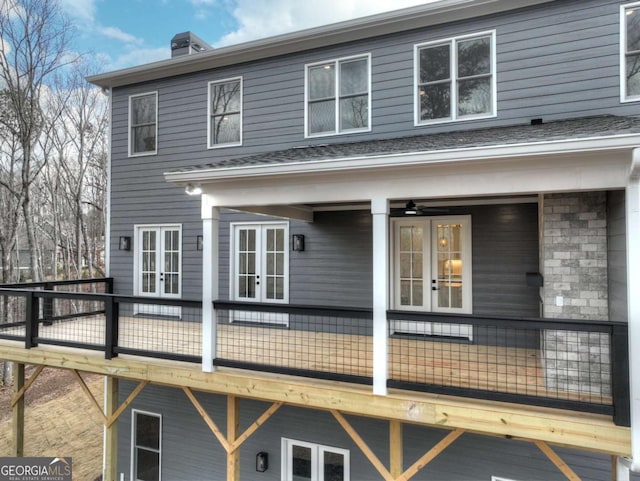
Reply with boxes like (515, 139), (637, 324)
(0, 315), (611, 405)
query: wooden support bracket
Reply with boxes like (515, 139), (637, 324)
(230, 401), (283, 452)
(11, 365), (44, 407)
(183, 387), (230, 452)
(396, 429), (464, 481)
(331, 410), (394, 481)
(106, 380), (149, 428)
(72, 370), (107, 425)
(534, 440), (581, 481)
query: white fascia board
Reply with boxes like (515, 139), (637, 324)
(164, 133), (640, 184)
(87, 0), (552, 89)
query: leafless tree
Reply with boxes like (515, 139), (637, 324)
(0, 0), (75, 281)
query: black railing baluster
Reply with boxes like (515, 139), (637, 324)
(105, 296), (119, 360)
(611, 323), (631, 426)
(24, 291), (39, 349)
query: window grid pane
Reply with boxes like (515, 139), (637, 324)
(210, 80), (241, 145)
(130, 94), (156, 154)
(418, 34), (493, 122)
(308, 57), (368, 135)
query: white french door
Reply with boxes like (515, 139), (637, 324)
(135, 225), (181, 316)
(231, 223), (288, 324)
(392, 216), (472, 338)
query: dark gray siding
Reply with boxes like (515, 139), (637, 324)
(217, 204), (538, 315)
(117, 382), (614, 481)
(607, 190), (628, 323)
(110, 0), (617, 308)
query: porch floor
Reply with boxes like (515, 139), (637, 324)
(0, 315), (611, 405)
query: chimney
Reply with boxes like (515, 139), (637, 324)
(171, 32), (212, 58)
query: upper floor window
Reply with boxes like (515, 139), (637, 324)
(208, 77), (242, 147)
(622, 3), (640, 101)
(415, 31), (496, 125)
(305, 54), (371, 137)
(129, 92), (157, 156)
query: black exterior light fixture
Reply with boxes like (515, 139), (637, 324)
(256, 451), (268, 472)
(196, 235), (203, 251)
(292, 234), (305, 252)
(404, 200), (418, 215)
(118, 236), (131, 251)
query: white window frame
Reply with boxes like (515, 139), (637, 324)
(207, 77), (243, 148)
(492, 478), (520, 481)
(281, 438), (350, 481)
(621, 2), (640, 102)
(131, 409), (162, 481)
(414, 30), (497, 126)
(128, 91), (158, 157)
(229, 221), (290, 305)
(304, 53), (372, 138)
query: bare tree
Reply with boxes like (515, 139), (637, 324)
(0, 0), (74, 281)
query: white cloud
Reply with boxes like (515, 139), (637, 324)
(58, 0), (96, 23)
(98, 26), (141, 44)
(106, 47), (170, 71)
(215, 0), (440, 47)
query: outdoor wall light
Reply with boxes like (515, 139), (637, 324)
(196, 235), (203, 251)
(256, 451), (268, 472)
(184, 183), (202, 195)
(292, 234), (305, 252)
(118, 236), (131, 251)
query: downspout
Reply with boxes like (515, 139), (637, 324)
(625, 148), (640, 472)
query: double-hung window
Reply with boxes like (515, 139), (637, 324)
(415, 31), (496, 124)
(131, 410), (161, 481)
(305, 54), (371, 137)
(208, 77), (242, 147)
(622, 3), (640, 101)
(129, 92), (158, 156)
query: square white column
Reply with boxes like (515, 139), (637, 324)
(202, 196), (220, 372)
(371, 198), (389, 395)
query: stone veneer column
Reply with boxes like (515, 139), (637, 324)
(541, 192), (610, 396)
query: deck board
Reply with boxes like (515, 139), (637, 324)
(0, 315), (612, 405)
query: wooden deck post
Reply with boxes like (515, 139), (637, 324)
(227, 395), (240, 481)
(12, 362), (24, 457)
(390, 420), (403, 478)
(104, 377), (119, 481)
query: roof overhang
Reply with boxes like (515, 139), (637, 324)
(164, 133), (640, 185)
(87, 0), (553, 89)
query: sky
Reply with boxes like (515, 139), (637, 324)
(57, 0), (439, 71)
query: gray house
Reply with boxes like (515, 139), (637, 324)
(83, 0), (640, 479)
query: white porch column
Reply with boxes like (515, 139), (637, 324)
(627, 149), (640, 471)
(202, 195), (220, 372)
(371, 198), (389, 395)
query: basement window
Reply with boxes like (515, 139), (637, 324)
(132, 410), (162, 481)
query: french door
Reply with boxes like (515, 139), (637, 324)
(231, 223), (288, 324)
(135, 225), (181, 316)
(392, 216), (472, 338)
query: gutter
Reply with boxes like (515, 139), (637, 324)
(164, 132), (640, 184)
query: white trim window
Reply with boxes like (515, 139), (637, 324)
(281, 438), (350, 481)
(305, 54), (371, 137)
(622, 2), (640, 101)
(129, 92), (158, 156)
(415, 31), (496, 125)
(208, 77), (242, 147)
(131, 410), (162, 481)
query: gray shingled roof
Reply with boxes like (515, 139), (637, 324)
(174, 115), (640, 173)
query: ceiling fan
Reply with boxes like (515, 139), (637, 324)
(390, 200), (450, 216)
